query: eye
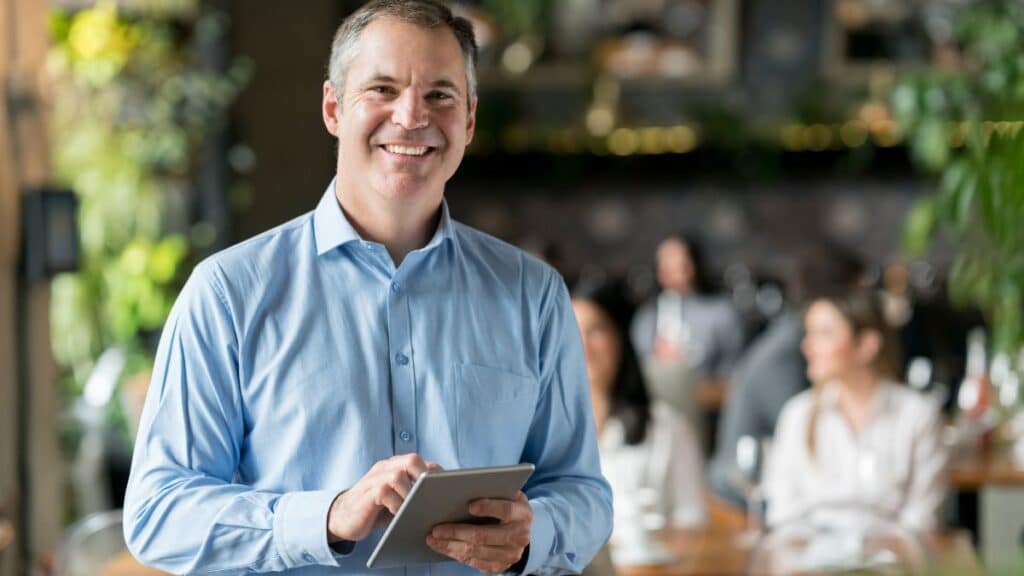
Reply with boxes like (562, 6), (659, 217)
(428, 91), (453, 101)
(369, 85), (397, 95)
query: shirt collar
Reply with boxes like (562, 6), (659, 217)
(819, 380), (896, 416)
(313, 178), (455, 256)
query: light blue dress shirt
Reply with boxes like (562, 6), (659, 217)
(123, 181), (612, 575)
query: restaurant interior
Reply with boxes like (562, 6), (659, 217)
(2, 0), (1024, 574)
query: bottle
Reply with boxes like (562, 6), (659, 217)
(957, 328), (993, 449)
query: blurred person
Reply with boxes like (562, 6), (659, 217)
(708, 244), (864, 508)
(763, 288), (948, 532)
(122, 2), (612, 574)
(630, 234), (744, 382)
(572, 280), (705, 555)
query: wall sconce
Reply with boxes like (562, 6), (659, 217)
(20, 187), (79, 281)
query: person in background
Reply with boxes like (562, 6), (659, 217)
(630, 234), (744, 383)
(573, 280), (705, 553)
(708, 244), (864, 508)
(763, 288), (948, 532)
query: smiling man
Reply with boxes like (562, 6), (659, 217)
(122, 1), (612, 575)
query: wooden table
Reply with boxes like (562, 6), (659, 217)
(617, 497), (981, 576)
(948, 442), (1024, 489)
(947, 442), (1024, 569)
(695, 379), (730, 412)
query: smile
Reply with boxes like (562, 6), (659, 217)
(382, 144), (433, 157)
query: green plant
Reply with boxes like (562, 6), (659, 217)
(48, 1), (250, 401)
(894, 0), (1024, 352)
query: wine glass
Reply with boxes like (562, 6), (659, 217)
(733, 435), (769, 546)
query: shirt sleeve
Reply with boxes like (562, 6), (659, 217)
(708, 366), (760, 508)
(898, 399), (949, 532)
(519, 273), (614, 576)
(629, 302), (656, 359)
(122, 262), (349, 574)
(713, 301), (746, 377)
(665, 413), (707, 527)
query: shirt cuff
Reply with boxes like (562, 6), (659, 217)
(523, 499), (555, 575)
(273, 489), (348, 568)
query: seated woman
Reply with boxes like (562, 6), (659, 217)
(572, 280), (706, 548)
(764, 288), (948, 532)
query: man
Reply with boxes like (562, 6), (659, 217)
(122, 2), (612, 574)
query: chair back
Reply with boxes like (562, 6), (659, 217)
(55, 510), (126, 576)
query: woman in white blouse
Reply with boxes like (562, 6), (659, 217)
(571, 281), (706, 547)
(764, 288), (948, 532)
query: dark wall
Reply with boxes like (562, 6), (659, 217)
(229, 0), (342, 240)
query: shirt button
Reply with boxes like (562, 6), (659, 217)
(400, 430), (412, 442)
(391, 282), (401, 293)
(362, 242), (373, 250)
(395, 353), (409, 365)
(302, 552), (315, 563)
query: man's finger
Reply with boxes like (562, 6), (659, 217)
(431, 523), (529, 548)
(388, 469), (414, 499)
(469, 496), (531, 523)
(397, 453), (432, 481)
(376, 485), (404, 515)
(426, 536), (520, 568)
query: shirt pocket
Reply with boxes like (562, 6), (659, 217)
(454, 362), (538, 468)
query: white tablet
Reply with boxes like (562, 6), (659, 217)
(366, 463), (535, 569)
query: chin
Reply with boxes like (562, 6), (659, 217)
(376, 175), (441, 201)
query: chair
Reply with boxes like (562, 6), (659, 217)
(54, 510), (126, 576)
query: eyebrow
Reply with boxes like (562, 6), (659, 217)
(361, 74), (462, 95)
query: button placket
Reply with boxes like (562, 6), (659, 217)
(386, 277), (417, 454)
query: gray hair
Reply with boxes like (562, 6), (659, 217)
(328, 0), (478, 108)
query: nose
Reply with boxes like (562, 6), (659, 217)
(391, 90), (429, 130)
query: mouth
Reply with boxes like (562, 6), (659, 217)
(380, 144), (435, 158)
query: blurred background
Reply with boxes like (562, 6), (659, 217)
(1, 0), (1023, 575)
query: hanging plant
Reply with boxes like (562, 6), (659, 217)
(894, 0), (1024, 352)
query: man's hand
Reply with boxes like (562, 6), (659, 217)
(653, 336), (685, 363)
(327, 454), (441, 543)
(426, 491), (532, 574)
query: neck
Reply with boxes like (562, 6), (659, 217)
(835, 370), (881, 432)
(334, 179), (441, 267)
(591, 392), (610, 435)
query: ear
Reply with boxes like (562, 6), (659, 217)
(464, 96), (477, 147)
(856, 329), (883, 368)
(322, 81), (342, 137)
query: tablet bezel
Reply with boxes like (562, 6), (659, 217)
(365, 463), (535, 569)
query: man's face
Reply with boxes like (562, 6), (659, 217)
(324, 18), (476, 211)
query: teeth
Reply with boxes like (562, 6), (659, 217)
(384, 145), (429, 156)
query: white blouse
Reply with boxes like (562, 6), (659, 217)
(764, 381), (949, 532)
(599, 401), (706, 544)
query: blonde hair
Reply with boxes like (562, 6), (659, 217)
(805, 288), (902, 458)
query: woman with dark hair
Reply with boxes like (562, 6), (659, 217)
(630, 233), (745, 382)
(763, 288), (948, 532)
(571, 280), (705, 557)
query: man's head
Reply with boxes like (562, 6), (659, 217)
(322, 0), (478, 215)
(328, 0), (478, 108)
